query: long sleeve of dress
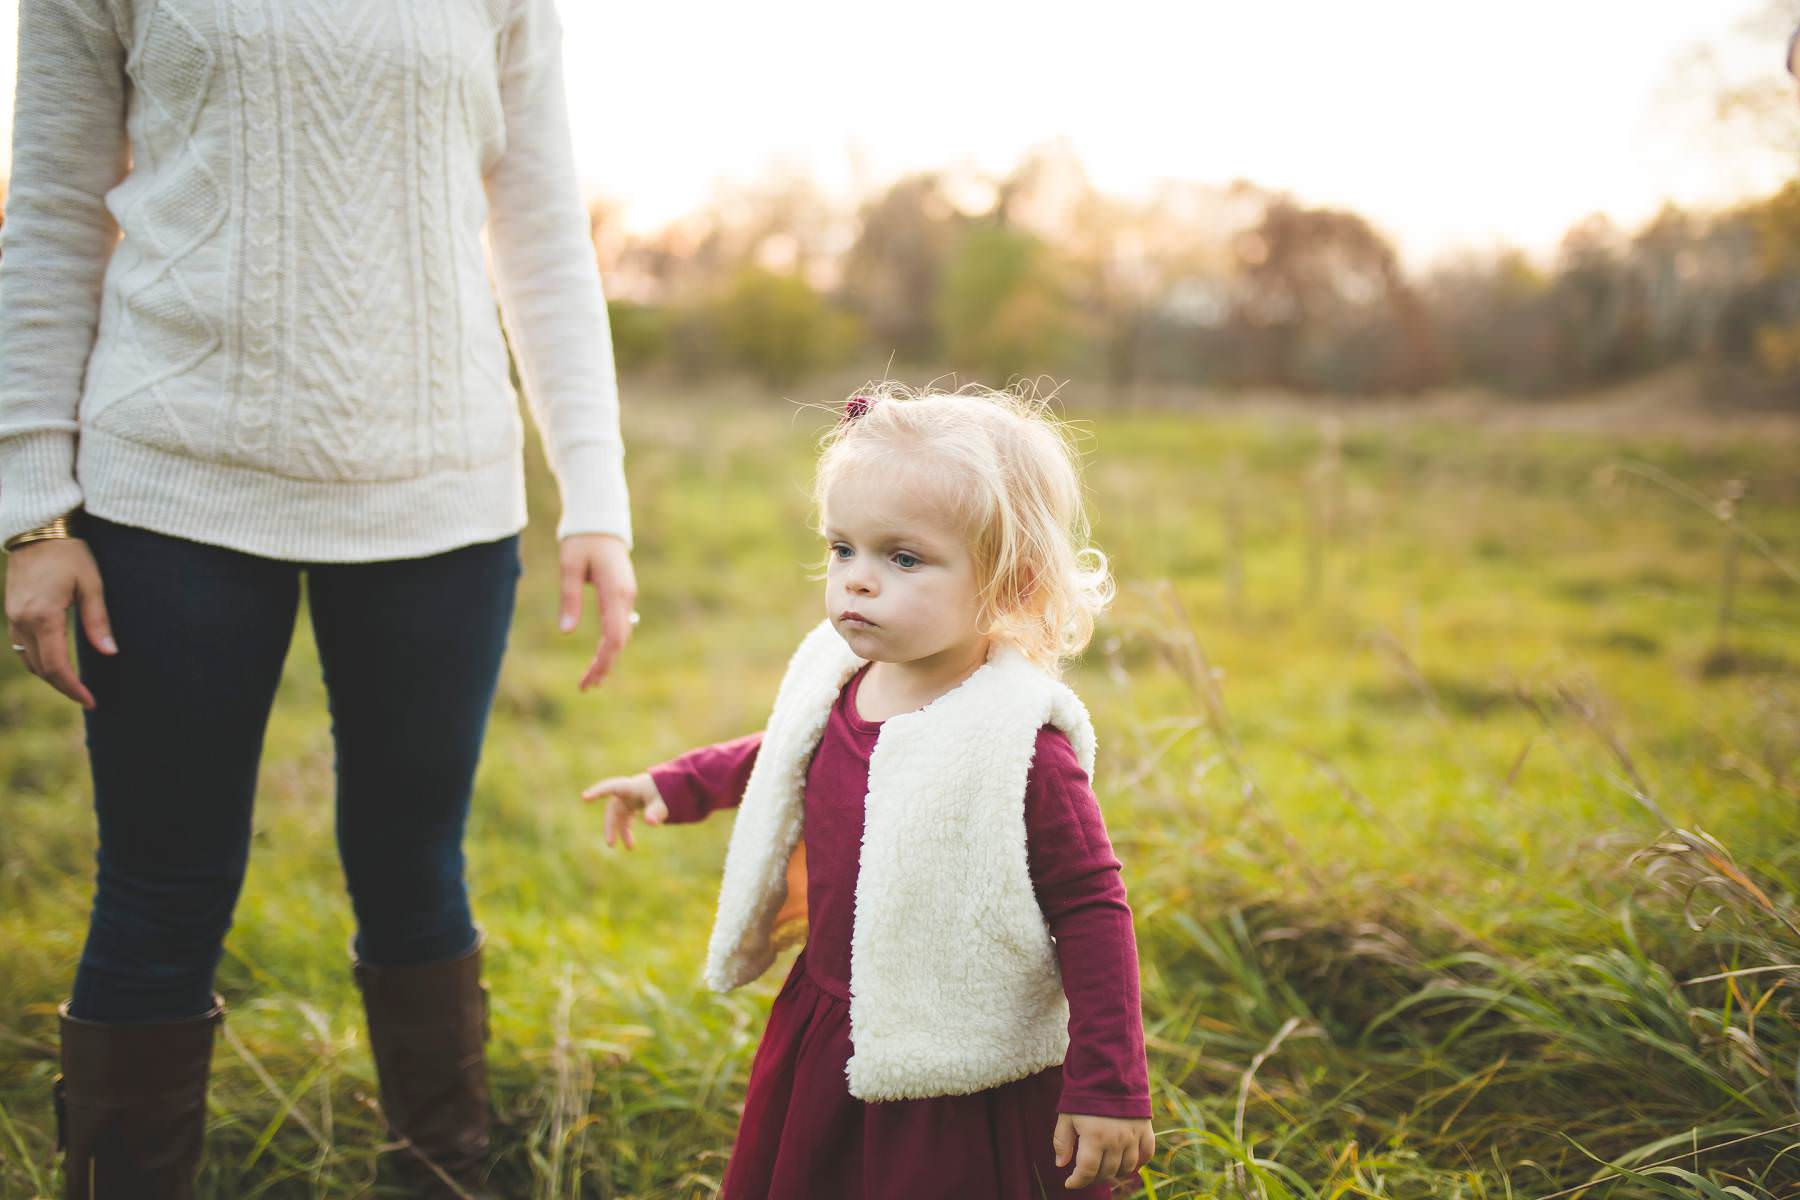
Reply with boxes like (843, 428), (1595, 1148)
(0, 0), (129, 543)
(647, 731), (764, 825)
(484, 0), (632, 547)
(1024, 726), (1153, 1120)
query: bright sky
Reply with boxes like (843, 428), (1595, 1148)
(1, 0), (1793, 267)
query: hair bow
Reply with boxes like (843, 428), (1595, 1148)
(841, 394), (876, 425)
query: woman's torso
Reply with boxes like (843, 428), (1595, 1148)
(83, 0), (519, 483)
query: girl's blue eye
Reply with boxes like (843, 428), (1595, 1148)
(894, 552), (920, 569)
(832, 545), (852, 559)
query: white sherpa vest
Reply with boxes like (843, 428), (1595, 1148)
(703, 618), (1099, 1101)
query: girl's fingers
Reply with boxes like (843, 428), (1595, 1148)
(586, 776), (658, 847)
(1052, 1114), (1075, 1167)
(1138, 1126), (1156, 1166)
(582, 776), (631, 801)
(607, 796), (637, 851)
(1097, 1144), (1123, 1184)
(1066, 1140), (1101, 1188)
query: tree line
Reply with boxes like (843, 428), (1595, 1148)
(591, 147), (1800, 403)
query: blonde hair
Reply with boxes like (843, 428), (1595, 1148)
(809, 382), (1114, 679)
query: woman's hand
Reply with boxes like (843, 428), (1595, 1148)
(4, 537), (116, 710)
(1054, 1112), (1155, 1190)
(580, 772), (668, 850)
(557, 532), (636, 691)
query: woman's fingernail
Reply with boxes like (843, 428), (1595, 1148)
(560, 614), (575, 632)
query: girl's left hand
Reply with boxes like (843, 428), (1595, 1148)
(1054, 1113), (1155, 1189)
(557, 532), (637, 691)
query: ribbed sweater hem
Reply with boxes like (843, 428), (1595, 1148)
(75, 428), (529, 563)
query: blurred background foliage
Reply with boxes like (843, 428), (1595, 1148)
(587, 146), (1800, 404)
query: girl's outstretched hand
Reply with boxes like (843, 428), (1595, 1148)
(581, 772), (668, 850)
(1054, 1113), (1155, 1189)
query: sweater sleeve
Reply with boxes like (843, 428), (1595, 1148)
(0, 0), (129, 544)
(483, 0), (632, 548)
(647, 731), (763, 825)
(1024, 726), (1153, 1121)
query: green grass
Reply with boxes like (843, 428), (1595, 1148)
(2, 378), (1797, 1197)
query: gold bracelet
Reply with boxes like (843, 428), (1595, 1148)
(2, 513), (74, 554)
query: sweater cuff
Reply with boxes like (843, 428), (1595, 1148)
(552, 439), (632, 548)
(0, 430), (83, 545)
(1056, 1089), (1153, 1121)
(647, 761), (708, 825)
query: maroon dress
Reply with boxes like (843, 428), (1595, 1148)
(649, 661), (1151, 1200)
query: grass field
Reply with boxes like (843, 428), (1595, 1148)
(2, 375), (1797, 1198)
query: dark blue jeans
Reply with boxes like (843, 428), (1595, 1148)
(68, 512), (522, 1022)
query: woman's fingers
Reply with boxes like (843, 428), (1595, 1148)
(10, 634), (38, 680)
(74, 558), (117, 655)
(582, 582), (634, 690)
(560, 533), (635, 692)
(5, 541), (97, 708)
(582, 621), (618, 690)
(558, 556), (585, 634)
(30, 613), (94, 710)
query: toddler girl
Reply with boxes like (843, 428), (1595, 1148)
(582, 384), (1154, 1198)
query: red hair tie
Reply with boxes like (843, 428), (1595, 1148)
(842, 394), (876, 425)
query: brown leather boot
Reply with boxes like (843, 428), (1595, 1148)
(352, 933), (497, 1198)
(54, 995), (225, 1200)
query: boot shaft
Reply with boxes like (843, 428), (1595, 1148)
(55, 996), (224, 1200)
(353, 934), (496, 1198)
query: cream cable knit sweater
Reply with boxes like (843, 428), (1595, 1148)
(0, 0), (631, 560)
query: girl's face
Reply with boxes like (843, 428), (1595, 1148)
(822, 465), (985, 667)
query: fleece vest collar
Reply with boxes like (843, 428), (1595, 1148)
(703, 618), (1098, 1101)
